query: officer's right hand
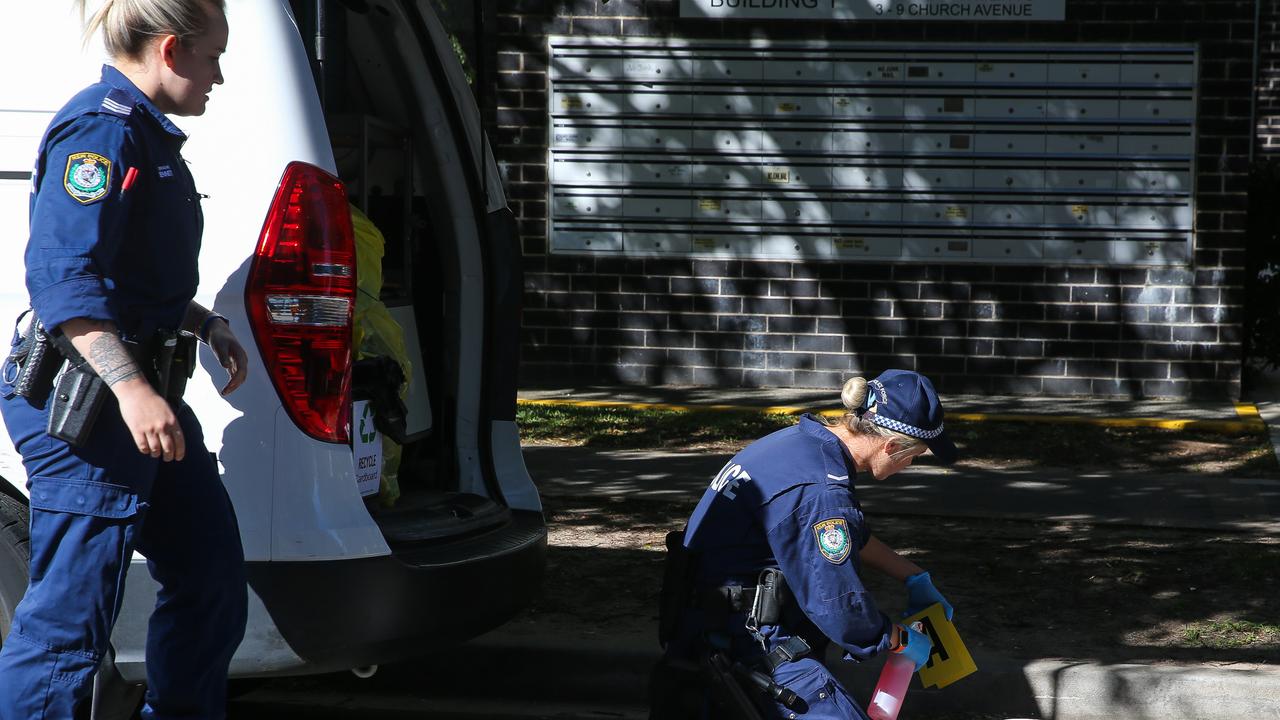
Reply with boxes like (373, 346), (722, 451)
(115, 380), (185, 462)
(895, 622), (934, 672)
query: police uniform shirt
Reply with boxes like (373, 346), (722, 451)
(684, 413), (894, 661)
(27, 65), (203, 339)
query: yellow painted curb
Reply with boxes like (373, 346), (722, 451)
(517, 397), (1267, 435)
(1236, 403), (1262, 419)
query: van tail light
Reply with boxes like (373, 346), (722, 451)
(246, 162), (355, 444)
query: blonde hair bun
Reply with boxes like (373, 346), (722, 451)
(840, 377), (868, 414)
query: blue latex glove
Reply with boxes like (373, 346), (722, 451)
(904, 571), (954, 621)
(896, 622), (934, 672)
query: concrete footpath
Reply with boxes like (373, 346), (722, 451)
(497, 381), (1280, 720)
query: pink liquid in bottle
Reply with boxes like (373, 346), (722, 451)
(867, 650), (915, 720)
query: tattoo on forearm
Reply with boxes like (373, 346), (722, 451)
(88, 334), (143, 386)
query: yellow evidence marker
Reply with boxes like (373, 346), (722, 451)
(901, 602), (977, 689)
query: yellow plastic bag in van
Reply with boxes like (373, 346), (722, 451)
(351, 204), (412, 507)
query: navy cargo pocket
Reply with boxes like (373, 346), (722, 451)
(770, 659), (868, 719)
(27, 477), (141, 519)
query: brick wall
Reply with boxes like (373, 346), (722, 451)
(1258, 0), (1280, 158)
(492, 0), (1254, 398)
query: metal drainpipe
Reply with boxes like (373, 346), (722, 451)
(1250, 0), (1262, 167)
(315, 0), (328, 109)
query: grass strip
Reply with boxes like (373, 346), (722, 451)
(519, 397), (1267, 434)
(517, 403), (1280, 476)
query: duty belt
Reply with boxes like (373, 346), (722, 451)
(123, 330), (197, 406)
(696, 568), (792, 626)
(758, 635), (812, 672)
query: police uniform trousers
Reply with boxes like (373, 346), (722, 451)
(0, 389), (248, 720)
(669, 622), (872, 720)
(765, 658), (869, 720)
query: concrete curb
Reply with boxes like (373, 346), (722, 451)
(442, 631), (1280, 720)
(516, 397), (1268, 435)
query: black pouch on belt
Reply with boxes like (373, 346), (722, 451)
(9, 317), (62, 404)
(46, 336), (108, 448)
(127, 331), (196, 407)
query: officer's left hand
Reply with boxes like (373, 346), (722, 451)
(206, 320), (248, 396)
(896, 622), (934, 672)
(903, 571), (954, 621)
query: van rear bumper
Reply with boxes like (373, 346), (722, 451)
(244, 509), (546, 673)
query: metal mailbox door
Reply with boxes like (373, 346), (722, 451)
(902, 236), (974, 259)
(693, 196), (763, 220)
(692, 162), (762, 187)
(553, 159), (628, 185)
(1045, 168), (1117, 191)
(833, 235), (903, 258)
(553, 193), (624, 218)
(974, 131), (1047, 155)
(1043, 239), (1111, 261)
(692, 93), (764, 116)
(690, 233), (760, 257)
(974, 201), (1046, 226)
(833, 165), (903, 190)
(551, 228), (624, 253)
(692, 57), (763, 81)
(758, 234), (836, 260)
(625, 231), (693, 255)
(623, 194), (694, 219)
(974, 61), (1048, 84)
(625, 127), (693, 152)
(693, 128), (764, 153)
(1046, 62), (1120, 85)
(832, 129), (904, 154)
(761, 196), (831, 223)
(902, 166), (974, 191)
(834, 95), (905, 119)
(834, 200), (903, 224)
(973, 238), (1044, 261)
(974, 167), (1046, 191)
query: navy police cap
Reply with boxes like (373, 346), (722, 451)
(862, 369), (958, 465)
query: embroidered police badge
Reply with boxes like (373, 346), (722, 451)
(812, 517), (852, 564)
(64, 152), (112, 204)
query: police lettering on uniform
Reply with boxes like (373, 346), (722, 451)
(0, 1), (249, 717)
(652, 370), (960, 720)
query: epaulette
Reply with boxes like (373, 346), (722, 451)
(99, 88), (134, 118)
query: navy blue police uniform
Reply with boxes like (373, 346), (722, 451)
(670, 370), (959, 720)
(0, 65), (247, 719)
(677, 413), (888, 719)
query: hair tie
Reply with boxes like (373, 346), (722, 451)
(854, 398), (870, 419)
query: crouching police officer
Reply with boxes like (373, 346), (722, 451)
(653, 370), (960, 719)
(0, 1), (248, 718)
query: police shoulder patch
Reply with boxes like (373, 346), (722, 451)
(64, 152), (112, 204)
(812, 517), (852, 564)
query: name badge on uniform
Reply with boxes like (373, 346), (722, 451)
(64, 152), (112, 204)
(157, 165), (174, 179)
(812, 517), (851, 564)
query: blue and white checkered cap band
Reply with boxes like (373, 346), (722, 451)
(869, 412), (945, 440)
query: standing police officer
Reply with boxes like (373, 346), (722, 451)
(0, 1), (248, 717)
(656, 370), (959, 719)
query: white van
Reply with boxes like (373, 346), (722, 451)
(0, 0), (544, 714)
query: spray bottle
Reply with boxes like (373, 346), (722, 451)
(867, 622), (923, 720)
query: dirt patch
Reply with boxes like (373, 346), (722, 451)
(515, 494), (1280, 666)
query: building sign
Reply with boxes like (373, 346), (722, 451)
(680, 0), (1066, 20)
